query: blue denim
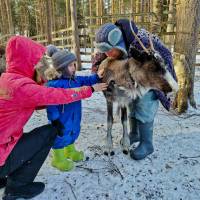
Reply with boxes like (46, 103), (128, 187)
(129, 91), (159, 123)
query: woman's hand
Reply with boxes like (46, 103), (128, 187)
(97, 68), (104, 78)
(92, 83), (108, 92)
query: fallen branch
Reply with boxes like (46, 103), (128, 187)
(76, 165), (108, 173)
(64, 179), (77, 200)
(179, 155), (200, 159)
(107, 158), (124, 180)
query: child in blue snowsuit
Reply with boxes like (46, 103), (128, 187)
(92, 19), (177, 160)
(45, 45), (104, 171)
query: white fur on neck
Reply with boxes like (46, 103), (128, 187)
(118, 83), (150, 100)
(164, 71), (179, 92)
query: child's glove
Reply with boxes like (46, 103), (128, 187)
(51, 119), (64, 136)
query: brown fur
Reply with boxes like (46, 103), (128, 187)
(99, 57), (172, 95)
(34, 56), (51, 84)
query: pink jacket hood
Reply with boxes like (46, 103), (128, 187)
(6, 36), (46, 79)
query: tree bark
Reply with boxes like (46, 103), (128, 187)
(135, 0), (142, 23)
(111, 0), (115, 23)
(173, 0), (200, 113)
(165, 0), (175, 44)
(46, 0), (52, 44)
(0, 0), (7, 34)
(70, 0), (81, 70)
(5, 0), (14, 34)
(151, 0), (162, 33)
(96, 0), (100, 25)
(66, 0), (70, 28)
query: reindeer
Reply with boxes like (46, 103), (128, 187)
(98, 25), (178, 156)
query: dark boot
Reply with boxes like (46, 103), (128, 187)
(129, 117), (140, 144)
(130, 120), (154, 160)
(0, 177), (7, 189)
(3, 182), (45, 200)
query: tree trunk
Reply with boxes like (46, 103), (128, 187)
(89, 0), (93, 26)
(70, 0), (81, 70)
(5, 0), (13, 34)
(130, 0), (134, 14)
(0, 0), (5, 34)
(99, 0), (103, 24)
(111, 0), (115, 23)
(165, 0), (175, 44)
(120, 0), (124, 15)
(135, 0), (142, 23)
(0, 0), (7, 34)
(96, 0), (100, 25)
(66, 0), (70, 28)
(46, 0), (52, 44)
(173, 0), (200, 113)
(35, 3), (39, 35)
(151, 0), (162, 33)
(38, 0), (44, 35)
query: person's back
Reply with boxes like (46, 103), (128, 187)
(0, 36), (107, 200)
(0, 36), (47, 166)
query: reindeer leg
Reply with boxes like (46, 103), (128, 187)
(121, 107), (130, 155)
(104, 100), (115, 156)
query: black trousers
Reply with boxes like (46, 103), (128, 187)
(0, 124), (57, 187)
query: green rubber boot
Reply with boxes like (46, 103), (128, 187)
(64, 144), (84, 162)
(51, 148), (74, 171)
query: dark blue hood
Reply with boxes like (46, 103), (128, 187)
(115, 19), (138, 51)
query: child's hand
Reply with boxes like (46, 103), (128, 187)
(97, 68), (104, 78)
(92, 83), (108, 92)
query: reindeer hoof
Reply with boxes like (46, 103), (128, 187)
(104, 151), (115, 156)
(123, 149), (129, 155)
(110, 151), (115, 156)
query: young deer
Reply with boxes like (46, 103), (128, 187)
(98, 27), (178, 156)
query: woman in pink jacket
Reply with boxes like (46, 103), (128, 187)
(0, 36), (107, 200)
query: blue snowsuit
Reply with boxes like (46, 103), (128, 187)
(46, 74), (100, 149)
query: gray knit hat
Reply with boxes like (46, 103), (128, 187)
(47, 45), (77, 71)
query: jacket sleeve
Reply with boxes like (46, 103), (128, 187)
(152, 35), (177, 81)
(78, 74), (101, 86)
(47, 105), (60, 121)
(46, 81), (61, 121)
(18, 81), (92, 108)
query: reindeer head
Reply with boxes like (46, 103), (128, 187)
(99, 20), (178, 99)
(128, 46), (178, 95)
(99, 50), (178, 100)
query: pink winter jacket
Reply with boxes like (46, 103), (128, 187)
(0, 36), (92, 166)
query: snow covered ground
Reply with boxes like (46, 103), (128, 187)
(1, 68), (200, 200)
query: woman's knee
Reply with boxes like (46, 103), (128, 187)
(39, 124), (57, 144)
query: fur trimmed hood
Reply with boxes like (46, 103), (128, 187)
(44, 67), (61, 81)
